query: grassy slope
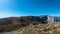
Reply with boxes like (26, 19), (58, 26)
(1, 22), (60, 34)
(22, 23), (60, 34)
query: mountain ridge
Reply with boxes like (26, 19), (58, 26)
(0, 15), (60, 32)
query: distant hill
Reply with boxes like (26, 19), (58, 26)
(0, 15), (59, 32)
(54, 17), (60, 22)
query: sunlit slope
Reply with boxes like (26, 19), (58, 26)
(1, 22), (60, 34)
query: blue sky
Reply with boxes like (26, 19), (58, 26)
(0, 0), (60, 18)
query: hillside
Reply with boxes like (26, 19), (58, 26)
(0, 15), (59, 33)
(1, 22), (60, 34)
(0, 16), (44, 32)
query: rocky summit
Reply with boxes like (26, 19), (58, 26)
(0, 15), (60, 34)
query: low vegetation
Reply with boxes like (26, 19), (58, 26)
(0, 16), (60, 34)
(1, 22), (60, 34)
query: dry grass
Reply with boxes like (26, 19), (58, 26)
(21, 22), (60, 34)
(1, 22), (60, 34)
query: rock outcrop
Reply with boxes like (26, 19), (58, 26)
(0, 15), (55, 32)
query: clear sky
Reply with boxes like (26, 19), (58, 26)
(0, 0), (60, 18)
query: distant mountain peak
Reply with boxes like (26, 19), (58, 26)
(0, 15), (60, 32)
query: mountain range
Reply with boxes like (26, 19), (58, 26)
(0, 15), (60, 32)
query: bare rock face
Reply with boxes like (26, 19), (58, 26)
(0, 15), (55, 32)
(47, 16), (55, 24)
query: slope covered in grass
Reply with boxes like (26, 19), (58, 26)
(1, 22), (60, 34)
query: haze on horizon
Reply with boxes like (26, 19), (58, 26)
(0, 0), (60, 18)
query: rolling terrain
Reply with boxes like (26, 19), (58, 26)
(1, 22), (60, 34)
(0, 15), (60, 34)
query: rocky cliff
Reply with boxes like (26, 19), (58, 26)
(0, 15), (55, 32)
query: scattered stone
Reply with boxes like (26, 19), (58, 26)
(40, 29), (44, 31)
(33, 28), (36, 31)
(32, 26), (35, 28)
(28, 28), (31, 29)
(48, 30), (54, 34)
(57, 28), (60, 31)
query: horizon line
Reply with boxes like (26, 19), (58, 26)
(0, 15), (60, 18)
